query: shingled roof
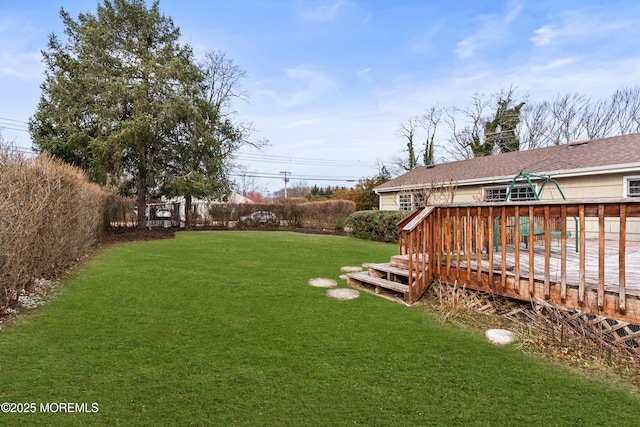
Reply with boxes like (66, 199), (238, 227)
(376, 133), (640, 192)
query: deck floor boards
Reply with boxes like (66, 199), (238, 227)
(451, 238), (640, 297)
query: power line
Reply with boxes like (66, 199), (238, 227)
(234, 152), (378, 168)
(0, 117), (29, 125)
(230, 171), (358, 183)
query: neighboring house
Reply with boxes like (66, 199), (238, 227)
(375, 133), (640, 239)
(167, 192), (254, 223)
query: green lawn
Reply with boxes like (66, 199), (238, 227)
(0, 231), (637, 426)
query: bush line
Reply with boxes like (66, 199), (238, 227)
(0, 147), (108, 311)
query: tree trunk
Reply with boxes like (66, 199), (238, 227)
(136, 171), (147, 229)
(184, 195), (193, 230)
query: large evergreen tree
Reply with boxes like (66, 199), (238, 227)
(30, 0), (203, 228)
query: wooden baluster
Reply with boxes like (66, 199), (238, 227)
(488, 207), (494, 290)
(598, 204), (605, 310)
(579, 205), (586, 305)
(514, 206), (521, 294)
(500, 207), (507, 291)
(476, 207), (483, 285)
(619, 204), (627, 314)
(528, 206), (535, 296)
(455, 208), (462, 281)
(560, 205), (567, 302)
(544, 205), (551, 299)
(466, 208), (472, 282)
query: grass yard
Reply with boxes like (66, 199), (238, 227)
(0, 231), (638, 426)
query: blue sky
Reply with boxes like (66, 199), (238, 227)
(1, 0), (640, 194)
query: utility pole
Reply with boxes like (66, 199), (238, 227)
(280, 171), (290, 198)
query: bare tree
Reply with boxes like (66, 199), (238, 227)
(397, 117), (419, 170)
(546, 93), (587, 144)
(611, 85), (640, 135)
(417, 106), (442, 166)
(581, 97), (615, 140)
(445, 93), (493, 159)
(518, 101), (553, 150)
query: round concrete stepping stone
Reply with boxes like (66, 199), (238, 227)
(340, 266), (363, 273)
(485, 329), (516, 345)
(326, 288), (360, 300)
(308, 278), (337, 288)
(339, 274), (348, 280)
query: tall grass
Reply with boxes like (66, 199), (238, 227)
(0, 231), (637, 426)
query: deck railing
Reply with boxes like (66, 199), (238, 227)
(398, 199), (640, 323)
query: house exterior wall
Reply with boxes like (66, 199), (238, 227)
(378, 171), (640, 240)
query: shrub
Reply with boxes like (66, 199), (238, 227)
(0, 147), (107, 311)
(345, 210), (406, 243)
(297, 200), (356, 230)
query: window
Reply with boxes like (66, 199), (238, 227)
(510, 186), (536, 201)
(483, 185), (536, 202)
(398, 192), (427, 211)
(625, 177), (640, 198)
(484, 187), (507, 202)
(398, 194), (412, 211)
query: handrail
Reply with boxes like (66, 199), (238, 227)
(397, 206), (435, 302)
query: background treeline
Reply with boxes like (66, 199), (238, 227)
(0, 147), (108, 312)
(396, 85), (640, 171)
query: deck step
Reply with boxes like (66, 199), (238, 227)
(391, 254), (427, 269)
(368, 263), (410, 278)
(347, 271), (410, 294)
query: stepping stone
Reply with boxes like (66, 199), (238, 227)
(326, 288), (360, 300)
(308, 278), (337, 288)
(485, 329), (516, 345)
(340, 266), (363, 272)
(339, 274), (348, 280)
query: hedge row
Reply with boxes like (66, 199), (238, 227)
(210, 199), (356, 231)
(0, 148), (107, 312)
(344, 210), (407, 243)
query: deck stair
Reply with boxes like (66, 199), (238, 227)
(347, 255), (428, 302)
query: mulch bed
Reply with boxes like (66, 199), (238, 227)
(99, 227), (176, 245)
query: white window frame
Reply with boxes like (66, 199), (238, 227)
(398, 194), (412, 211)
(483, 184), (537, 202)
(624, 176), (640, 198)
(397, 192), (426, 211)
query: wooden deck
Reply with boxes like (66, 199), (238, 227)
(387, 200), (640, 325)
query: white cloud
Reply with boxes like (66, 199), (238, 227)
(454, 3), (523, 59)
(530, 10), (635, 47)
(298, 1), (350, 23)
(278, 66), (333, 108)
(529, 57), (577, 73)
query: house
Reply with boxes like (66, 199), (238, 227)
(166, 192), (254, 225)
(375, 132), (640, 240)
